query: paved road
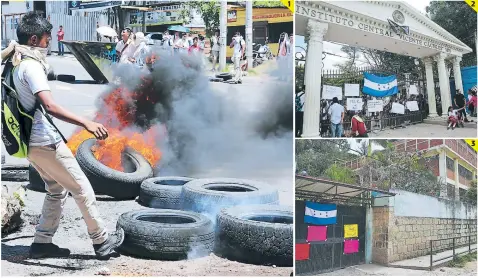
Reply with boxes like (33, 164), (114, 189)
(319, 261), (477, 276)
(372, 123), (477, 138)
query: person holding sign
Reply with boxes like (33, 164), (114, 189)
(328, 97), (344, 138)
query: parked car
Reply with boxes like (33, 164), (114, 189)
(145, 33), (163, 46)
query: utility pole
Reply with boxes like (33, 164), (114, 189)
(245, 0), (253, 71)
(219, 0), (227, 72)
(142, 11), (146, 33)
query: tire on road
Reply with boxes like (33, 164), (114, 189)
(1, 164), (29, 182)
(181, 178), (279, 220)
(56, 74), (76, 82)
(215, 205), (293, 266)
(209, 77), (223, 82)
(76, 138), (153, 200)
(215, 73), (232, 81)
(27, 165), (47, 193)
(139, 177), (193, 209)
(117, 209), (214, 260)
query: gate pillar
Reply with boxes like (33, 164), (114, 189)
(423, 57), (438, 117)
(302, 19), (328, 138)
(435, 53), (451, 117)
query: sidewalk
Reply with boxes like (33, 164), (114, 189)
(389, 244), (477, 270)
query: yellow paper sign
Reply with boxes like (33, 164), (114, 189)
(465, 139), (478, 152)
(344, 224), (358, 238)
(280, 0), (295, 13)
(465, 0), (478, 12)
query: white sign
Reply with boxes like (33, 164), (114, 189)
(322, 85), (342, 100)
(391, 102), (405, 114)
(408, 85), (418, 95)
(367, 100), (383, 112)
(344, 84), (360, 97)
(346, 98), (363, 111)
(406, 101), (419, 111)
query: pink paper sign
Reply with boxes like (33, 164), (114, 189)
(307, 226), (327, 242)
(344, 239), (359, 254)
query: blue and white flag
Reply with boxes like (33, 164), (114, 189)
(362, 72), (399, 97)
(304, 201), (337, 225)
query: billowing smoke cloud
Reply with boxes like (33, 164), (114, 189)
(99, 49), (293, 178)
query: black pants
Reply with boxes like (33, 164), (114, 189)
(320, 120), (329, 137)
(295, 111), (304, 137)
(458, 105), (468, 120)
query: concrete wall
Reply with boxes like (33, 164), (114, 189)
(392, 189), (477, 219)
(372, 190), (477, 264)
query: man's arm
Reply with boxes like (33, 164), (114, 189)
(24, 64), (108, 139)
(341, 109), (345, 123)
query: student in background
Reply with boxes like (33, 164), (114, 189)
(57, 25), (64, 56)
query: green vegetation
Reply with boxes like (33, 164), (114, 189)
(447, 252), (477, 268)
(465, 180), (477, 206)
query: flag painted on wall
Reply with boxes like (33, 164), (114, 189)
(307, 225), (327, 242)
(304, 201), (337, 225)
(344, 239), (359, 254)
(295, 243), (310, 260)
(362, 72), (399, 97)
(344, 224), (358, 238)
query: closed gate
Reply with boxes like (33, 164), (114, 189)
(295, 200), (366, 275)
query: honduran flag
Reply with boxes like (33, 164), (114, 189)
(362, 72), (399, 98)
(304, 201), (337, 225)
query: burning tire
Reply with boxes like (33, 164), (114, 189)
(215, 205), (293, 266)
(139, 177), (193, 209)
(76, 139), (153, 200)
(180, 178), (279, 219)
(27, 165), (47, 193)
(117, 209), (214, 260)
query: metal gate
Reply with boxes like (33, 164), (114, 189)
(49, 14), (97, 53)
(295, 200), (366, 275)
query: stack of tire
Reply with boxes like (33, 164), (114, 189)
(118, 177), (293, 266)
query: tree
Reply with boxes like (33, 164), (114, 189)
(296, 139), (355, 177)
(426, 1), (477, 65)
(324, 164), (356, 184)
(179, 1), (220, 38)
(465, 180), (477, 205)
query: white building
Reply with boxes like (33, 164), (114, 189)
(296, 1), (473, 138)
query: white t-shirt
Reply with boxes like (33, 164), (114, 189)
(211, 36), (219, 51)
(328, 103), (344, 125)
(233, 36), (244, 58)
(13, 60), (61, 146)
(116, 40), (136, 63)
(448, 110), (458, 117)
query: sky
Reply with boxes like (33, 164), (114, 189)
(295, 0), (432, 69)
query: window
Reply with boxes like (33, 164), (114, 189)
(458, 165), (473, 180)
(446, 157), (454, 171)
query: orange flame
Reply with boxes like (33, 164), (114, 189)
(67, 79), (162, 171)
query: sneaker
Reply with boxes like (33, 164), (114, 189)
(29, 243), (70, 259)
(447, 126), (450, 130)
(93, 229), (124, 259)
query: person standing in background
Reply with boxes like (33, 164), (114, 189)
(328, 97), (345, 137)
(57, 25), (64, 56)
(211, 30), (219, 71)
(230, 31), (245, 84)
(96, 22), (101, 42)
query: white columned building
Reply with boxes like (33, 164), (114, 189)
(296, 1), (473, 137)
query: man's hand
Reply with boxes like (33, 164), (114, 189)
(84, 121), (108, 140)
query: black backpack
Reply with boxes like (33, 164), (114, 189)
(1, 58), (66, 158)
